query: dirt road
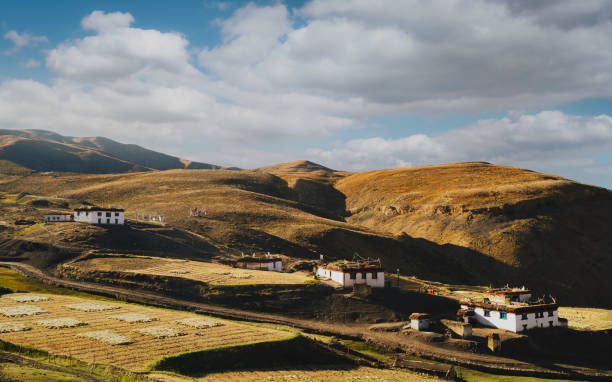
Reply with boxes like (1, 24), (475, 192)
(1, 261), (610, 380)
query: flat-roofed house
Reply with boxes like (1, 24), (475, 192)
(74, 208), (125, 225)
(235, 256), (282, 272)
(315, 259), (385, 288)
(460, 287), (560, 332)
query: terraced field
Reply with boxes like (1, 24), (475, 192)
(0, 293), (291, 370)
(69, 255), (312, 286)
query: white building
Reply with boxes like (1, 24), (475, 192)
(44, 213), (73, 222)
(235, 256), (282, 272)
(460, 287), (560, 332)
(315, 259), (385, 288)
(409, 313), (431, 331)
(73, 208), (125, 225)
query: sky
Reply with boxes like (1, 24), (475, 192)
(1, 0), (612, 188)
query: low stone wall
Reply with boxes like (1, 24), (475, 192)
(440, 318), (472, 338)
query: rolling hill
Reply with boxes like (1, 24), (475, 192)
(0, 129), (221, 173)
(0, 131), (609, 308)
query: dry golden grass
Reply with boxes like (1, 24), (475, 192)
(0, 293), (291, 371)
(558, 307), (612, 331)
(184, 366), (443, 381)
(70, 256), (312, 286)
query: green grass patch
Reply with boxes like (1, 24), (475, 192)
(151, 333), (352, 376)
(456, 366), (586, 382)
(304, 279), (321, 285)
(0, 267), (112, 301)
(0, 362), (84, 382)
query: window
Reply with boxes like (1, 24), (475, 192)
(522, 324), (528, 331)
(372, 272), (377, 279)
(362, 272), (366, 279)
(106, 212), (111, 217)
(548, 311), (554, 317)
(350, 273), (356, 279)
(97, 218), (101, 224)
(522, 313), (528, 320)
(106, 219), (110, 224)
(115, 219), (118, 224)
(85, 212), (88, 216)
(98, 212), (102, 216)
(484, 310), (490, 317)
(115, 212), (119, 216)
(500, 312), (507, 319)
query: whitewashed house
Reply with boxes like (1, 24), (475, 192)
(315, 259), (385, 288)
(460, 287), (560, 332)
(235, 256), (282, 272)
(44, 213), (73, 222)
(73, 208), (125, 225)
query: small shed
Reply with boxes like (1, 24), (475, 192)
(456, 308), (475, 324)
(409, 313), (431, 331)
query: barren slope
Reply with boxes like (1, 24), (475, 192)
(336, 162), (612, 307)
(0, 129), (220, 173)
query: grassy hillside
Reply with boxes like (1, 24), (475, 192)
(0, 159), (609, 308)
(336, 162), (612, 307)
(0, 129), (220, 173)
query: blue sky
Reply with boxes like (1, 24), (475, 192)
(1, 0), (612, 188)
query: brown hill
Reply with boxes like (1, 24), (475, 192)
(336, 162), (612, 306)
(0, 158), (609, 308)
(0, 129), (221, 173)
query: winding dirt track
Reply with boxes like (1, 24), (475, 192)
(1, 261), (610, 380)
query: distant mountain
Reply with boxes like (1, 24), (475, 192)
(0, 129), (221, 174)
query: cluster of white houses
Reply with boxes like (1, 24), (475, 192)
(44, 208), (125, 225)
(459, 287), (562, 333)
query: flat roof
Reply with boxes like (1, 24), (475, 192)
(318, 266), (384, 273)
(461, 299), (558, 314)
(74, 208), (124, 212)
(236, 257), (282, 263)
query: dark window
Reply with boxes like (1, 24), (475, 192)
(106, 219), (110, 224)
(115, 219), (118, 224)
(372, 272), (377, 279)
(362, 272), (366, 279)
(484, 310), (490, 317)
(106, 212), (111, 217)
(98, 212), (102, 216)
(522, 313), (528, 320)
(115, 212), (119, 216)
(522, 324), (527, 331)
(350, 273), (356, 280)
(548, 311), (553, 317)
(97, 218), (101, 224)
(85, 212), (88, 216)
(500, 312), (507, 319)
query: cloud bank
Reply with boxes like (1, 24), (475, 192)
(0, 2), (611, 186)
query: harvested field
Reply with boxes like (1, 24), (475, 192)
(135, 326), (186, 338)
(176, 317), (223, 329)
(0, 322), (30, 333)
(0, 305), (47, 317)
(78, 329), (134, 345)
(36, 317), (86, 329)
(71, 255), (312, 286)
(181, 366), (443, 381)
(0, 293), (291, 371)
(109, 313), (158, 323)
(558, 307), (612, 331)
(65, 302), (119, 312)
(9, 294), (50, 303)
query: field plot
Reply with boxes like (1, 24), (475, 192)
(558, 307), (612, 331)
(72, 255), (312, 286)
(0, 293), (292, 371)
(180, 366), (443, 382)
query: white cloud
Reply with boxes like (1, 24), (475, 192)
(3, 30), (47, 53)
(21, 58), (40, 68)
(81, 10), (134, 32)
(308, 111), (612, 179)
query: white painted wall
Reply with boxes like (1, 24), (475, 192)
(410, 319), (429, 331)
(74, 210), (125, 225)
(461, 304), (560, 332)
(316, 267), (385, 288)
